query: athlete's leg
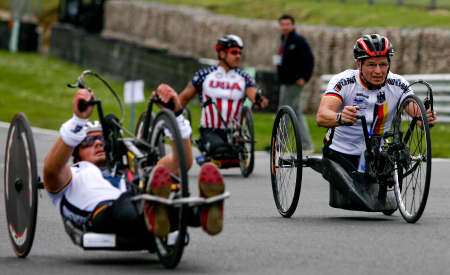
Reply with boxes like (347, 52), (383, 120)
(88, 191), (148, 236)
(157, 139), (193, 174)
(322, 147), (373, 211)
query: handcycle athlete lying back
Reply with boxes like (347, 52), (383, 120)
(43, 87), (226, 246)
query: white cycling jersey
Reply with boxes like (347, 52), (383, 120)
(192, 65), (256, 129)
(324, 69), (413, 156)
(47, 161), (125, 227)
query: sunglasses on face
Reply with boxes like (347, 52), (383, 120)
(80, 135), (104, 148)
(228, 49), (242, 56)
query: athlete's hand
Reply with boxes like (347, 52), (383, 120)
(73, 89), (94, 119)
(155, 83), (182, 113)
(255, 96), (269, 109)
(341, 105), (358, 125)
(427, 109), (437, 125)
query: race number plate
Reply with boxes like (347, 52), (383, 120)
(4, 113), (38, 258)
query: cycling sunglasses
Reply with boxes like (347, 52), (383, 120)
(80, 135), (104, 148)
(228, 49), (242, 56)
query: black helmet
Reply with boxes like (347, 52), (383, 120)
(353, 34), (394, 60)
(215, 34), (244, 53)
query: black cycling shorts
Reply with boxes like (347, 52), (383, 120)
(87, 191), (148, 237)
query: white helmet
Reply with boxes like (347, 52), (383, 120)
(85, 120), (102, 134)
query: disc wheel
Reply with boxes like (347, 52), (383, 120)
(4, 113), (38, 257)
(239, 106), (255, 177)
(392, 95), (431, 223)
(148, 110), (189, 268)
(270, 106), (303, 218)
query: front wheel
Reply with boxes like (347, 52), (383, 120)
(270, 106), (303, 218)
(148, 110), (189, 268)
(392, 95), (431, 223)
(239, 106), (255, 177)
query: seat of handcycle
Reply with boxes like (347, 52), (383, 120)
(320, 158), (397, 212)
(196, 137), (240, 168)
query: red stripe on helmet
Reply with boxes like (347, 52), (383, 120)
(357, 38), (376, 57)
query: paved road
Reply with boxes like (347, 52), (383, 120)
(1, 123), (450, 275)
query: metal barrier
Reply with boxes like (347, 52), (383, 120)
(320, 74), (450, 122)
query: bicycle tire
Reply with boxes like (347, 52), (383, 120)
(392, 95), (431, 223)
(239, 106), (255, 177)
(148, 110), (189, 268)
(270, 106), (303, 218)
(4, 113), (38, 258)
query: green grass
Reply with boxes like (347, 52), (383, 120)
(0, 0), (59, 15)
(2, 0), (449, 28)
(0, 50), (449, 157)
(0, 50), (149, 130)
(148, 0), (450, 28)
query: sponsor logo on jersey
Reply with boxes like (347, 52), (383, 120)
(386, 78), (409, 92)
(209, 80), (242, 91)
(334, 76), (356, 93)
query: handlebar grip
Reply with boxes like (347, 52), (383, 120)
(152, 96), (175, 110)
(78, 99), (95, 112)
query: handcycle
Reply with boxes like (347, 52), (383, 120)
(3, 70), (229, 269)
(187, 97), (256, 177)
(270, 81), (433, 223)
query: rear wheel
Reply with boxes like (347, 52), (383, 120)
(239, 106), (255, 177)
(392, 95), (431, 223)
(4, 113), (38, 258)
(148, 110), (189, 268)
(270, 106), (303, 218)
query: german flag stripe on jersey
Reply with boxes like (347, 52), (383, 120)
(372, 101), (389, 135)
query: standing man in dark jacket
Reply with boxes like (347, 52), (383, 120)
(275, 14), (315, 152)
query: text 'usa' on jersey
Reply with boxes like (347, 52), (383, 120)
(192, 66), (256, 129)
(324, 69), (412, 156)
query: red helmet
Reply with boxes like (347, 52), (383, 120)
(215, 34), (244, 53)
(353, 34), (394, 60)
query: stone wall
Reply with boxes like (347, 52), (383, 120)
(102, 0), (450, 110)
(49, 24), (280, 110)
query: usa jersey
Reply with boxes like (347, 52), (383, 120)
(192, 66), (256, 129)
(324, 69), (412, 156)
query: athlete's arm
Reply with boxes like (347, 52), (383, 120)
(179, 82), (198, 108)
(245, 87), (269, 109)
(155, 84), (194, 171)
(43, 89), (93, 193)
(316, 95), (358, 127)
(404, 101), (437, 125)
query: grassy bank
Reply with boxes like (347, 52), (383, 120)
(1, 0), (449, 28)
(0, 50), (448, 156)
(149, 0), (450, 28)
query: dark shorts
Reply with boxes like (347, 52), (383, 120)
(87, 190), (149, 236)
(87, 190), (201, 236)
